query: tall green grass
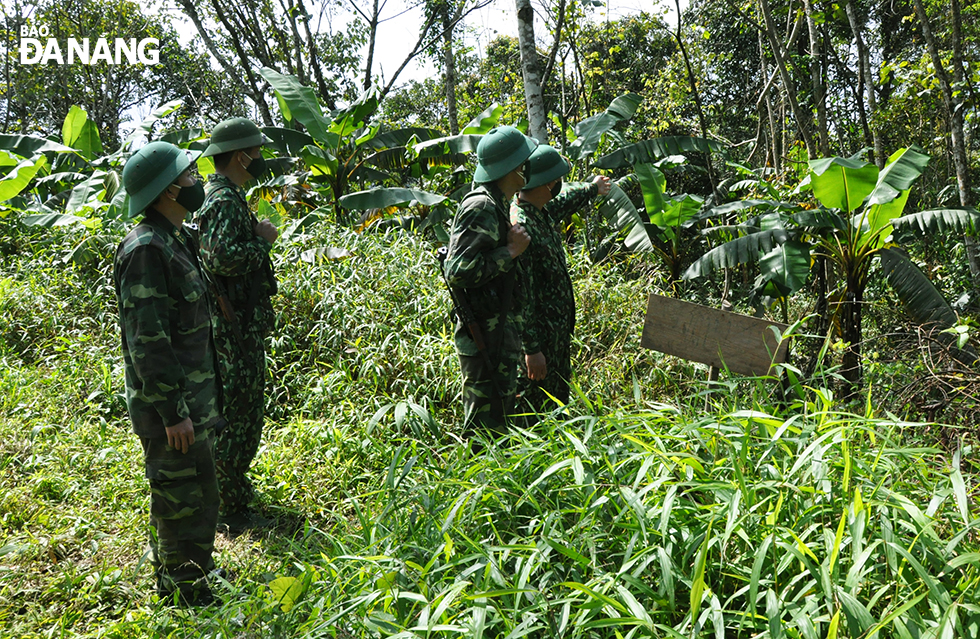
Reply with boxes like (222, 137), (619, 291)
(1, 223), (977, 637)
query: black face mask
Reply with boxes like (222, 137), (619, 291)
(174, 181), (205, 213)
(243, 152), (267, 179)
(550, 180), (563, 198)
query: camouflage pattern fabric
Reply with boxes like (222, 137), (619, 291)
(141, 426), (219, 599)
(444, 183), (532, 436)
(511, 182), (599, 413)
(113, 209), (221, 438)
(113, 209), (220, 598)
(195, 174), (277, 517)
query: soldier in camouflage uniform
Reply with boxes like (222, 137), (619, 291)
(195, 118), (278, 534)
(511, 145), (611, 415)
(444, 126), (537, 438)
(114, 141), (220, 605)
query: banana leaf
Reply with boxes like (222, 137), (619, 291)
(329, 91), (380, 139)
(61, 106), (103, 161)
(301, 145), (339, 178)
(20, 212), (86, 227)
(259, 68), (336, 146)
(759, 240), (811, 297)
(160, 127), (206, 148)
(364, 128), (443, 150)
(879, 247), (957, 328)
(593, 136), (725, 170)
(684, 228), (790, 279)
(866, 146), (930, 206)
(808, 156), (878, 213)
(0, 134), (73, 159)
(347, 165), (393, 184)
(122, 99), (182, 147)
(892, 208), (980, 234)
(338, 187), (447, 210)
(363, 147), (411, 171)
(792, 209), (848, 231)
(262, 127), (316, 158)
(597, 182), (656, 253)
(462, 104), (503, 134)
(415, 134), (482, 159)
(0, 157), (45, 203)
(567, 93), (642, 161)
(65, 171), (108, 213)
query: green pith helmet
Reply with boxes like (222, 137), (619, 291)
(201, 117), (273, 158)
(522, 145), (571, 190)
(473, 126), (538, 184)
(122, 141), (201, 216)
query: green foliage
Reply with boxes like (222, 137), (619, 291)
(3, 219), (980, 637)
(2, 0), (226, 148)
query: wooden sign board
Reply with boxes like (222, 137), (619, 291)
(640, 293), (789, 376)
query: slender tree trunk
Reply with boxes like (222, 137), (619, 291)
(540, 0), (567, 90)
(363, 0), (380, 90)
(178, 0), (263, 114)
(759, 31), (780, 171)
(516, 0), (548, 142)
(443, 15), (459, 134)
(803, 0), (828, 155)
(913, 0), (980, 292)
(844, 0), (881, 166)
(758, 0), (816, 158)
(295, 0), (336, 109)
(673, 0), (718, 200)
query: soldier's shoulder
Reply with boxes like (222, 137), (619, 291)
(459, 186), (498, 211)
(118, 224), (165, 253)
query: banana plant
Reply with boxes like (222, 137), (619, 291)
(594, 160), (707, 289)
(333, 105), (508, 241)
(260, 67), (487, 226)
(683, 146), (957, 395)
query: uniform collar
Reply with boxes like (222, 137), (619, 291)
(209, 172), (245, 192)
(142, 208), (192, 247)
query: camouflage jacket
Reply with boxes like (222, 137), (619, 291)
(444, 183), (534, 355)
(511, 182), (598, 352)
(194, 173), (277, 336)
(113, 209), (221, 439)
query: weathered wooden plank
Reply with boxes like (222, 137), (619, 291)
(640, 293), (789, 376)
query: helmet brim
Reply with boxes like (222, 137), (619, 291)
(200, 131), (274, 158)
(128, 149), (202, 216)
(473, 135), (538, 184)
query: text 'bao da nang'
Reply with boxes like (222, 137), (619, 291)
(19, 26), (160, 66)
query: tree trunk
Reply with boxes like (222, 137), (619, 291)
(758, 0), (817, 159)
(913, 0), (980, 293)
(516, 0), (548, 142)
(759, 30), (780, 171)
(363, 0), (380, 90)
(803, 0), (829, 155)
(443, 15), (459, 135)
(844, 0), (881, 166)
(840, 284), (863, 401)
(673, 0), (719, 200)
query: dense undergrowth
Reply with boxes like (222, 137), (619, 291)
(1, 222), (979, 638)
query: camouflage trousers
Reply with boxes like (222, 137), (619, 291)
(213, 324), (267, 517)
(140, 426), (218, 598)
(457, 325), (521, 439)
(518, 312), (575, 416)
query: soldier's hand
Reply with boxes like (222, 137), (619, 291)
(526, 351), (547, 381)
(254, 219), (279, 244)
(166, 417), (195, 454)
(507, 223), (531, 259)
(593, 175), (612, 196)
